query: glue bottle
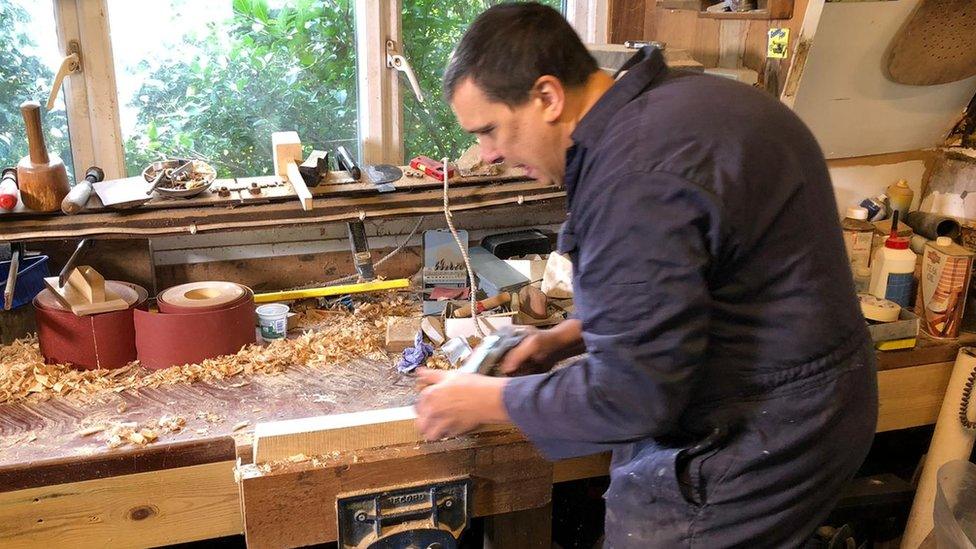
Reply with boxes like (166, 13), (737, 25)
(868, 210), (917, 308)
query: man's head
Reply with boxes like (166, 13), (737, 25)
(443, 2), (602, 184)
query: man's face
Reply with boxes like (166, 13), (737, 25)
(450, 77), (566, 184)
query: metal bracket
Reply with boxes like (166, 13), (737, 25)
(336, 478), (469, 549)
(386, 39), (424, 103)
(46, 40), (83, 111)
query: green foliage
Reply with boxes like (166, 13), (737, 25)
(123, 0), (358, 177)
(0, 1), (73, 179)
(401, 0), (563, 161)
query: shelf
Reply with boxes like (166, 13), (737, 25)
(698, 0), (793, 19)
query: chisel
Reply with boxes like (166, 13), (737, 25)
(60, 166), (105, 215)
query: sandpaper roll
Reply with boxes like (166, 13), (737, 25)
(34, 281), (148, 370)
(135, 282), (256, 370)
(157, 281), (246, 313)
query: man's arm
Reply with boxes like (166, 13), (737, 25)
(502, 171), (721, 459)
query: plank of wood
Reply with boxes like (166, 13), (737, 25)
(0, 461), (241, 549)
(253, 406), (516, 464)
(42, 274), (128, 316)
(877, 360), (954, 432)
(240, 431), (552, 548)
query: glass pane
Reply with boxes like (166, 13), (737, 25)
(401, 0), (565, 163)
(0, 0), (75, 182)
(107, 0), (358, 178)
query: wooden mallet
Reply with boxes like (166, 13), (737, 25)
(17, 100), (70, 212)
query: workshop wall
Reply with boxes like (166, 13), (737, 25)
(609, 0), (808, 93)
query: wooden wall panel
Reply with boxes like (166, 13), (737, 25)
(611, 0), (809, 94)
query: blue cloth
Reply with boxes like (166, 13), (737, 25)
(502, 47), (877, 546)
(397, 331), (433, 373)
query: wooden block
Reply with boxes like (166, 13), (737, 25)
(421, 315), (446, 346)
(284, 161), (313, 211)
(240, 431), (552, 548)
(43, 273), (129, 316)
(68, 265), (105, 303)
(271, 131), (302, 178)
(386, 316), (421, 353)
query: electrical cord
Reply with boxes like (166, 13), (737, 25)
(442, 156), (485, 337)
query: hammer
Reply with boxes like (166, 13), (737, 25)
(61, 166), (105, 215)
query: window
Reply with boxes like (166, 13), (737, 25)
(400, 1), (565, 161)
(6, 0), (603, 181)
(0, 0), (74, 180)
(106, 0), (358, 178)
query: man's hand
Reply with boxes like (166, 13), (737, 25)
(414, 368), (510, 440)
(499, 320), (586, 376)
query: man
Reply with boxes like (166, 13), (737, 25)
(415, 3), (878, 546)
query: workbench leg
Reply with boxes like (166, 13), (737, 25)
(483, 502), (552, 549)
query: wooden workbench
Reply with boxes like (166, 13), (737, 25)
(0, 329), (967, 548)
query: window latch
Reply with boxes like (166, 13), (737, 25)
(46, 40), (83, 111)
(386, 39), (424, 103)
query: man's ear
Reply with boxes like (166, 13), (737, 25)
(532, 75), (565, 123)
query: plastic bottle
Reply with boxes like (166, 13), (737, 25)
(0, 168), (17, 211)
(869, 211), (917, 308)
(886, 179), (914, 219)
(842, 206), (875, 272)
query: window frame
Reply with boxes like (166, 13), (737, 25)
(49, 0), (608, 175)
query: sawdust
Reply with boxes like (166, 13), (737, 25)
(0, 293), (418, 406)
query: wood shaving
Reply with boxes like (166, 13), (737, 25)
(77, 425), (106, 437)
(287, 453), (310, 463)
(425, 353), (455, 371)
(232, 421), (249, 432)
(0, 293), (418, 407)
(158, 415), (186, 433)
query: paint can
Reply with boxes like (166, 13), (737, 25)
(256, 303), (289, 340)
(920, 237), (974, 339)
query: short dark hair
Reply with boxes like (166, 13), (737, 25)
(443, 2), (599, 106)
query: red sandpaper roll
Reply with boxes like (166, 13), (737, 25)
(134, 282), (256, 370)
(34, 281), (148, 370)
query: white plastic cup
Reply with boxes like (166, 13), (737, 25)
(256, 303), (289, 340)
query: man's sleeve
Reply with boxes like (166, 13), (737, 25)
(503, 170), (720, 460)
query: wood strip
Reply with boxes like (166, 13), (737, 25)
(240, 431), (552, 548)
(253, 405), (514, 464)
(0, 460), (241, 549)
(877, 361), (954, 432)
(0, 437), (236, 493)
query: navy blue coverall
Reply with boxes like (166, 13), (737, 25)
(502, 48), (878, 547)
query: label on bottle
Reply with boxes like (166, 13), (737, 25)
(843, 229), (873, 271)
(884, 272), (914, 308)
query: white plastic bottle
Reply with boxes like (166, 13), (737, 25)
(868, 231), (916, 308)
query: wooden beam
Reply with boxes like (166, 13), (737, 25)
(253, 405), (514, 464)
(877, 361), (954, 432)
(240, 431), (552, 548)
(484, 503), (552, 549)
(0, 461), (241, 549)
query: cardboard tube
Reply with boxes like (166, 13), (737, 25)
(902, 348), (976, 548)
(904, 212), (961, 241)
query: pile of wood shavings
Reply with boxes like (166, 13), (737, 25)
(0, 293), (418, 406)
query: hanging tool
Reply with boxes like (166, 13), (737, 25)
(17, 101), (70, 212)
(3, 243), (23, 311)
(0, 168), (17, 211)
(60, 166), (105, 215)
(335, 145), (361, 181)
(410, 156), (455, 180)
(346, 220), (376, 281)
(364, 164), (401, 193)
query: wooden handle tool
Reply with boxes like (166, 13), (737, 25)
(61, 166), (105, 215)
(16, 101), (70, 212)
(453, 292), (512, 318)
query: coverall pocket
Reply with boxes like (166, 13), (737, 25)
(606, 442), (690, 512)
